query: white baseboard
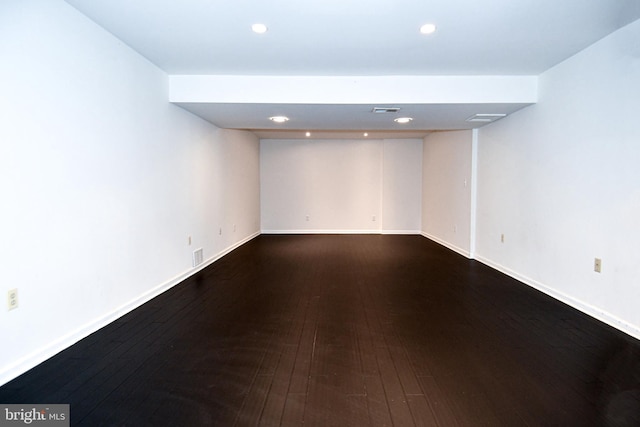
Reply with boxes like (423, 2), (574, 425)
(261, 229), (381, 234)
(381, 230), (422, 235)
(261, 229), (421, 235)
(474, 255), (640, 341)
(420, 232), (472, 258)
(0, 231), (261, 386)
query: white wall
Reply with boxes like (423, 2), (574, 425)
(475, 19), (640, 338)
(421, 131), (474, 257)
(381, 139), (423, 233)
(260, 139), (422, 233)
(0, 0), (260, 385)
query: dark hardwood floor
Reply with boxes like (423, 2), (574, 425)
(2, 235), (639, 426)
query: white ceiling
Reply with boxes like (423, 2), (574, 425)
(177, 102), (534, 136)
(65, 0), (640, 138)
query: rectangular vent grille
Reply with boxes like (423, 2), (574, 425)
(466, 113), (507, 122)
(372, 107), (400, 113)
(192, 248), (204, 267)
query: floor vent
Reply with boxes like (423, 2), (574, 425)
(192, 248), (204, 267)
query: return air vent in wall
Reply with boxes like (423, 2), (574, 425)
(193, 248), (204, 267)
(372, 107), (401, 113)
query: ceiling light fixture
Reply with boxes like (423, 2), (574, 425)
(251, 23), (268, 34)
(269, 116), (289, 123)
(394, 117), (413, 124)
(419, 23), (437, 34)
(363, 132), (369, 137)
(305, 132), (311, 137)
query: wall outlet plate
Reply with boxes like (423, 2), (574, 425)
(8, 289), (18, 310)
(594, 258), (602, 273)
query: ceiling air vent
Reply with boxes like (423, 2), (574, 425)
(372, 107), (401, 113)
(466, 113), (507, 123)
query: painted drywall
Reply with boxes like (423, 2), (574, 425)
(421, 131), (474, 257)
(381, 139), (423, 233)
(260, 139), (382, 233)
(260, 139), (422, 233)
(475, 19), (640, 338)
(0, 0), (260, 385)
(170, 75), (538, 104)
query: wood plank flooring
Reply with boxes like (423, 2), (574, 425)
(1, 235), (639, 426)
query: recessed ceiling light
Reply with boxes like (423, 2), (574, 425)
(305, 132), (311, 137)
(394, 117), (413, 124)
(419, 23), (437, 34)
(252, 23), (268, 34)
(363, 132), (369, 137)
(269, 116), (289, 123)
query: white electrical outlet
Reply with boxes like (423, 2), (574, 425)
(594, 258), (602, 273)
(306, 215), (310, 221)
(372, 215), (376, 222)
(501, 234), (505, 243)
(8, 289), (18, 311)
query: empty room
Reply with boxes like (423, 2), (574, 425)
(1, 0), (639, 425)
